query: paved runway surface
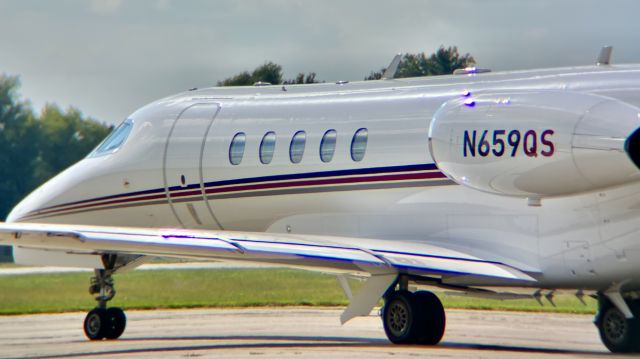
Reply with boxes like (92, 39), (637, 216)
(0, 308), (628, 359)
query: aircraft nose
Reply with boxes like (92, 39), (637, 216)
(5, 161), (85, 223)
(5, 186), (48, 223)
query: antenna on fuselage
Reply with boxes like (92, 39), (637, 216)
(382, 53), (402, 79)
(596, 46), (613, 66)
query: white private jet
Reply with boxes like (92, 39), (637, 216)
(3, 47), (640, 353)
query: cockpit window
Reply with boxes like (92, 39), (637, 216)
(89, 119), (133, 157)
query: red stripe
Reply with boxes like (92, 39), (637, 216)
(204, 171), (446, 195)
(30, 193), (167, 217)
(25, 171), (448, 218)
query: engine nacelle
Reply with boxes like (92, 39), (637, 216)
(428, 91), (640, 199)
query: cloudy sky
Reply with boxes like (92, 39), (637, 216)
(1, 0), (639, 124)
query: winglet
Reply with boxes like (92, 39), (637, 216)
(597, 46), (613, 66)
(382, 54), (402, 80)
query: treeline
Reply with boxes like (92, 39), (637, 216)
(365, 46), (475, 80)
(0, 75), (111, 220)
(218, 46), (475, 86)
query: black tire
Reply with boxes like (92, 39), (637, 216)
(105, 307), (127, 340)
(383, 290), (417, 344)
(596, 300), (640, 353)
(412, 291), (446, 345)
(84, 308), (108, 340)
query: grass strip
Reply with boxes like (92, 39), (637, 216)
(0, 268), (597, 315)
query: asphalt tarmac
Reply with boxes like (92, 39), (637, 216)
(0, 307), (627, 359)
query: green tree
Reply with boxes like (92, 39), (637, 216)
(0, 75), (110, 221)
(217, 71), (253, 86)
(396, 53), (432, 78)
(30, 105), (111, 188)
(365, 68), (386, 81)
(0, 75), (39, 220)
(219, 62), (323, 86)
(427, 46), (475, 75)
(218, 61), (284, 86)
(251, 62), (283, 85)
(284, 72), (320, 85)
(366, 46), (475, 80)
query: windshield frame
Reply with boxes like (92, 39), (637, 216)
(88, 119), (134, 158)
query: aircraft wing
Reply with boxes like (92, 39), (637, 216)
(0, 222), (537, 322)
(0, 222), (534, 282)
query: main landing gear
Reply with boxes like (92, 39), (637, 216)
(83, 267), (127, 340)
(381, 278), (446, 345)
(595, 293), (640, 353)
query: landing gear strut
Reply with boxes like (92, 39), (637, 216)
(381, 277), (446, 345)
(83, 256), (127, 340)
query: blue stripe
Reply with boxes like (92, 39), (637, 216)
(228, 238), (497, 266)
(170, 163), (439, 191)
(373, 249), (503, 266)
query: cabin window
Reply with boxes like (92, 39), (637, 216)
(289, 130), (306, 164)
(229, 132), (246, 165)
(89, 119), (133, 157)
(350, 128), (368, 162)
(259, 131), (276, 164)
(320, 129), (337, 163)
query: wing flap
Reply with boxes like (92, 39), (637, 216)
(374, 250), (530, 281)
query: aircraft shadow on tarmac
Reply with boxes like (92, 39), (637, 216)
(18, 335), (606, 359)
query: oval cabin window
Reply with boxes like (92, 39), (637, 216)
(320, 129), (337, 163)
(259, 131), (276, 164)
(350, 128), (368, 162)
(229, 132), (246, 165)
(289, 131), (306, 164)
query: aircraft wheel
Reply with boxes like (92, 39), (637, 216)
(83, 307), (127, 340)
(105, 307), (127, 340)
(412, 291), (446, 345)
(596, 299), (640, 353)
(84, 308), (108, 340)
(383, 290), (417, 344)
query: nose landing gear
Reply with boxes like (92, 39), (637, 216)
(83, 268), (127, 340)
